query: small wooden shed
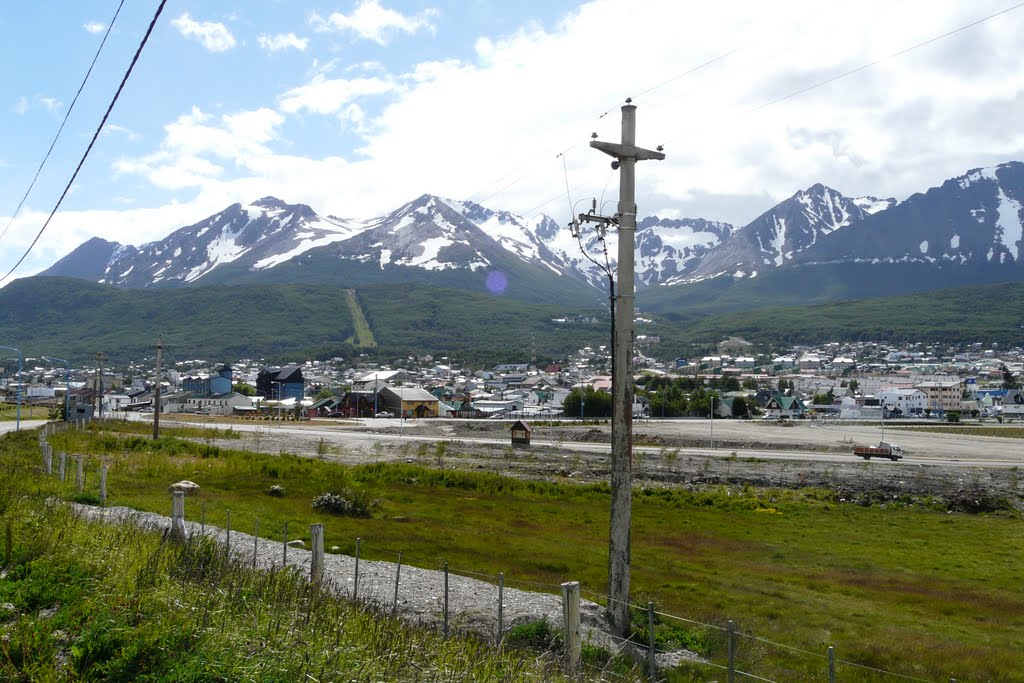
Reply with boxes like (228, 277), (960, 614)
(509, 419), (533, 446)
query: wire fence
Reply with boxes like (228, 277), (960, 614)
(37, 421), (965, 683)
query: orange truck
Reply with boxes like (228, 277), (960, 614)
(853, 441), (904, 461)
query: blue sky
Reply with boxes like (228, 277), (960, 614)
(3, 0), (1024, 282)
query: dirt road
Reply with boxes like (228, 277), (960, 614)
(165, 416), (1024, 507)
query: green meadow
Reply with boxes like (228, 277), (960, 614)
(13, 423), (1024, 681)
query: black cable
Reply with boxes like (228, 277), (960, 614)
(0, 0), (126, 245)
(758, 1), (1024, 110)
(0, 0), (167, 285)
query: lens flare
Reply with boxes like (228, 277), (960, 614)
(485, 270), (508, 295)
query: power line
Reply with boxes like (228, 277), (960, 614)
(757, 1), (1024, 110)
(0, 0), (167, 286)
(525, 2), (1024, 223)
(465, 47), (741, 210)
(0, 0), (126, 245)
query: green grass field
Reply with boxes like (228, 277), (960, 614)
(0, 430), (602, 682)
(0, 404), (49, 420)
(29, 424), (1024, 681)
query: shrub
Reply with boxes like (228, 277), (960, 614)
(505, 618), (559, 650)
(312, 488), (377, 517)
(267, 485), (286, 497)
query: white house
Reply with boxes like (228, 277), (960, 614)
(1004, 389), (1024, 418)
(878, 388), (928, 416)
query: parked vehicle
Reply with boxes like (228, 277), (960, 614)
(853, 441), (904, 461)
(375, 411), (394, 418)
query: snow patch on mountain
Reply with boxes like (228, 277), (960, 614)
(993, 186), (1023, 260)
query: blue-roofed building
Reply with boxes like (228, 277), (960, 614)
(181, 364), (233, 397)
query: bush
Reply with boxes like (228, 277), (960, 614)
(312, 488), (377, 517)
(267, 485), (286, 497)
(505, 619), (559, 650)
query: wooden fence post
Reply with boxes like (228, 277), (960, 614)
(828, 645), (835, 683)
(561, 581), (581, 675)
(58, 452), (66, 481)
(99, 465), (107, 504)
(44, 449), (52, 475)
(75, 456), (83, 493)
(283, 521), (289, 566)
(226, 510), (231, 556)
(310, 523), (324, 583)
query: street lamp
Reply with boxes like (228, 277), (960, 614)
(0, 345), (22, 431)
(710, 395), (715, 449)
(43, 356), (70, 422)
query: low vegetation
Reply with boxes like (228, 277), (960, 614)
(0, 429), (624, 682)
(13, 423), (1024, 680)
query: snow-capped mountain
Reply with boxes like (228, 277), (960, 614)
(681, 183), (895, 282)
(795, 162), (1024, 267)
(38, 161), (1024, 303)
(43, 197), (364, 287)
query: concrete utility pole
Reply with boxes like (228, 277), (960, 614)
(590, 100), (664, 635)
(153, 337), (162, 439)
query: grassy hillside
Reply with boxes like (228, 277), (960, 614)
(661, 280), (1024, 349)
(0, 277), (608, 365)
(0, 430), (607, 682)
(0, 277), (359, 363)
(26, 422), (1024, 681)
(2, 274), (1022, 367)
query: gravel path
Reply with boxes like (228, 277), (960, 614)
(74, 503), (701, 670)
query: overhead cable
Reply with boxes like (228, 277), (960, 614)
(0, 0), (167, 286)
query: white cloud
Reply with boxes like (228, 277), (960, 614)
(103, 124), (140, 142)
(279, 74), (398, 115)
(257, 32), (309, 52)
(25, 0), (1024, 281)
(38, 96), (61, 112)
(171, 13), (236, 52)
(14, 97), (28, 115)
(310, 0), (438, 45)
(83, 21), (105, 34)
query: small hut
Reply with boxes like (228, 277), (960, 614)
(509, 419), (533, 446)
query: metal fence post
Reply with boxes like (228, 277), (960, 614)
(392, 551), (403, 616)
(353, 537), (360, 600)
(497, 572), (504, 644)
(560, 581), (581, 675)
(727, 619), (735, 683)
(828, 645), (835, 683)
(253, 518), (260, 568)
(310, 523), (324, 583)
(443, 560), (450, 637)
(647, 601), (657, 680)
